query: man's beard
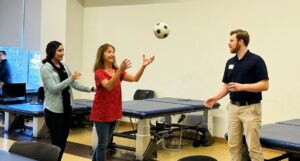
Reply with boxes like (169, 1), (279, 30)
(230, 43), (240, 53)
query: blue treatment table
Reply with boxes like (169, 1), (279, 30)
(89, 97), (220, 161)
(0, 97), (220, 160)
(0, 102), (90, 138)
(225, 119), (300, 161)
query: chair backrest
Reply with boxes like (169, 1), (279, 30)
(133, 89), (154, 100)
(1, 83), (26, 103)
(37, 86), (44, 102)
(9, 141), (61, 161)
(178, 155), (217, 161)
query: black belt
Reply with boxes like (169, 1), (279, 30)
(231, 100), (261, 106)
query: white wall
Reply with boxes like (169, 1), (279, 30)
(40, 0), (95, 98)
(66, 0), (84, 72)
(40, 0), (67, 61)
(65, 0), (88, 99)
(78, 0), (300, 137)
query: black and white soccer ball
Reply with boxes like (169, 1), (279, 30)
(153, 22), (170, 39)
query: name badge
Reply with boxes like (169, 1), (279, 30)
(228, 64), (234, 69)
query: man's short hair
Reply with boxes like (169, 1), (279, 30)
(0, 50), (7, 55)
(230, 29), (250, 46)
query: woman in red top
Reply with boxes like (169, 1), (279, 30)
(91, 43), (154, 161)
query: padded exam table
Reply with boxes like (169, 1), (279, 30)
(88, 97), (220, 161)
(225, 119), (300, 161)
(0, 101), (91, 137)
(0, 98), (220, 160)
(260, 119), (300, 160)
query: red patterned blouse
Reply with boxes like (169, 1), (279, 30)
(90, 68), (126, 122)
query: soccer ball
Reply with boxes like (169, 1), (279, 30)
(153, 22), (170, 39)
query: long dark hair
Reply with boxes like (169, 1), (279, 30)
(93, 43), (117, 72)
(42, 41), (62, 64)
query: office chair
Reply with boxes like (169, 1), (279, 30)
(37, 86), (44, 103)
(9, 141), (61, 161)
(178, 155), (217, 161)
(133, 89), (154, 100)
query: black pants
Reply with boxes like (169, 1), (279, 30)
(44, 108), (72, 161)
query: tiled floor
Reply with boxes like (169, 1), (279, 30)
(0, 118), (287, 161)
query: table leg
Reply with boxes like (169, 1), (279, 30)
(4, 112), (15, 132)
(204, 110), (213, 136)
(135, 119), (151, 160)
(32, 116), (47, 138)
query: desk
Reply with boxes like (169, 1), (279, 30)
(0, 150), (37, 161)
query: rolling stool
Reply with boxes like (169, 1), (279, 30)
(178, 155), (217, 161)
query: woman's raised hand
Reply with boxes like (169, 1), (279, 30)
(142, 54), (155, 66)
(119, 58), (132, 72)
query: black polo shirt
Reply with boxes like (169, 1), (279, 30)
(222, 50), (269, 102)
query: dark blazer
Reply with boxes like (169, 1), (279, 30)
(0, 59), (12, 84)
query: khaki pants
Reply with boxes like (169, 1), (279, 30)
(227, 102), (264, 161)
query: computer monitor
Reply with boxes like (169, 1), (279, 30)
(1, 83), (26, 103)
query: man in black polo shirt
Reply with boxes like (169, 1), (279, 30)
(204, 29), (269, 161)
